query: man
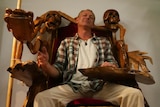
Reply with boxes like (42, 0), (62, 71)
(34, 9), (144, 107)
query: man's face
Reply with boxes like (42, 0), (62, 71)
(76, 10), (95, 28)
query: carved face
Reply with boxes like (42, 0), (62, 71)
(44, 11), (61, 30)
(103, 9), (120, 32)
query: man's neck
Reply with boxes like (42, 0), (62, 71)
(77, 28), (92, 40)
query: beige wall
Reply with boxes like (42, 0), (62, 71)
(0, 0), (160, 107)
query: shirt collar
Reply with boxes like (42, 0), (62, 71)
(74, 33), (97, 41)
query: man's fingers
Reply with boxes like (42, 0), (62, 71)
(41, 47), (47, 54)
(101, 62), (117, 68)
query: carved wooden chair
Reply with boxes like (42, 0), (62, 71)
(4, 8), (155, 107)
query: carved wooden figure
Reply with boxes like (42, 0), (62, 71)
(102, 9), (155, 84)
(26, 10), (62, 63)
(4, 9), (62, 64)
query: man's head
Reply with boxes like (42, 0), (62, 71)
(76, 9), (95, 28)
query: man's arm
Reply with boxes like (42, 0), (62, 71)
(37, 47), (59, 78)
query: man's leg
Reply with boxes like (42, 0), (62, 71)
(34, 84), (82, 107)
(93, 83), (144, 107)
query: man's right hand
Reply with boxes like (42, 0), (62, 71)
(37, 46), (60, 78)
(37, 47), (49, 69)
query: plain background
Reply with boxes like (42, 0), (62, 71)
(0, 0), (160, 107)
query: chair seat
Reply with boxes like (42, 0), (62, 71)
(67, 98), (119, 107)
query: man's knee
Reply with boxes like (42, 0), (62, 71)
(125, 87), (144, 98)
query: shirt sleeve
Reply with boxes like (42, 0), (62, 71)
(105, 39), (119, 67)
(53, 39), (68, 77)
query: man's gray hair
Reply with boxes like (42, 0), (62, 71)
(78, 9), (95, 21)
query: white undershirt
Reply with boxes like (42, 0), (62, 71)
(71, 38), (97, 85)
